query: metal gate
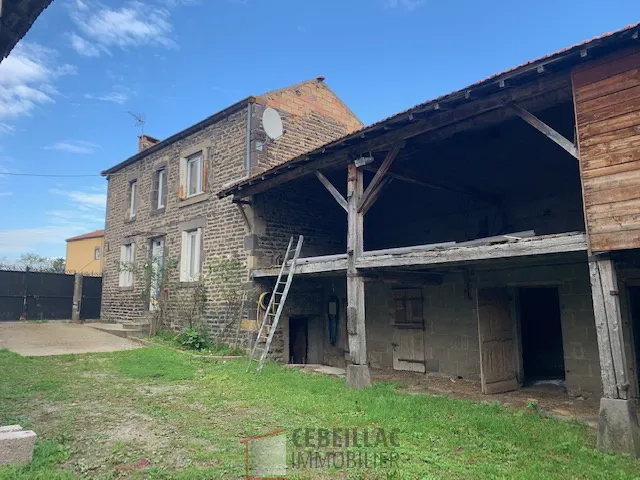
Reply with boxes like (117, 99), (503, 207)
(80, 275), (102, 319)
(0, 270), (102, 321)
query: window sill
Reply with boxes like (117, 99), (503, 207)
(150, 207), (166, 217)
(119, 286), (134, 291)
(178, 280), (201, 287)
(178, 193), (208, 208)
(124, 216), (137, 224)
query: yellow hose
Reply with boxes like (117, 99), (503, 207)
(258, 291), (270, 310)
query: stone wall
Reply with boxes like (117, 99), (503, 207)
(101, 108), (250, 344)
(102, 79), (361, 347)
(264, 259), (604, 398)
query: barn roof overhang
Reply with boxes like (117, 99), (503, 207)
(0, 0), (53, 61)
(217, 22), (640, 201)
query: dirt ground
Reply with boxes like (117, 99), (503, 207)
(0, 321), (140, 356)
(291, 364), (602, 426)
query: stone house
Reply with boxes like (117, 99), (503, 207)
(100, 78), (362, 341)
(218, 25), (640, 454)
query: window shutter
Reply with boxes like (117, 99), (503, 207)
(161, 171), (167, 207)
(194, 228), (202, 280)
(152, 172), (159, 209)
(179, 231), (188, 281)
(201, 159), (208, 193)
(118, 246), (126, 286)
(178, 159), (187, 200)
(129, 243), (136, 286)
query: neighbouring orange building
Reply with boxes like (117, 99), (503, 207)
(65, 230), (104, 275)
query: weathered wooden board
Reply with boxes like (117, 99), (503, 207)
(573, 46), (640, 252)
(476, 287), (518, 395)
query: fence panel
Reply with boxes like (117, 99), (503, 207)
(0, 270), (102, 321)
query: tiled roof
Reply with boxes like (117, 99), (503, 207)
(218, 22), (640, 198)
(66, 230), (105, 242)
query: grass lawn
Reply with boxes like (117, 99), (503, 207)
(0, 345), (639, 479)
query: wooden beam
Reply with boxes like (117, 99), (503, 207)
(356, 233), (587, 269)
(314, 171), (348, 212)
(252, 233), (587, 277)
(589, 256), (630, 399)
(363, 166), (499, 204)
(235, 203), (252, 234)
(346, 162), (370, 386)
(361, 177), (393, 215)
(357, 142), (402, 213)
(507, 103), (579, 159)
(225, 75), (571, 200)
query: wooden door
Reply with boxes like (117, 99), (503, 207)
(477, 287), (518, 394)
(392, 328), (426, 373)
(392, 290), (426, 373)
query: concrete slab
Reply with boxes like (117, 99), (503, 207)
(0, 322), (140, 356)
(0, 425), (36, 466)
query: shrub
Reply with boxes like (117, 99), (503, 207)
(175, 327), (211, 351)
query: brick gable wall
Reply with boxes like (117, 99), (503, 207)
(251, 79), (362, 174)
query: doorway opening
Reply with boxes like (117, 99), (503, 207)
(629, 286), (640, 389)
(518, 287), (565, 383)
(289, 317), (308, 364)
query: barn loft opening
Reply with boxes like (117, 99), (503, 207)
(363, 97), (582, 251)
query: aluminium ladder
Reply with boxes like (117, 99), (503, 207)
(247, 235), (304, 373)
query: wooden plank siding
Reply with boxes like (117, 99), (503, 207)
(573, 46), (640, 252)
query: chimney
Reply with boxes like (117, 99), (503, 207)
(138, 134), (160, 152)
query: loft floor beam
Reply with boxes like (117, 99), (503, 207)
(508, 103), (579, 159)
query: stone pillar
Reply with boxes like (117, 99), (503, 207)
(346, 162), (371, 388)
(589, 256), (640, 457)
(71, 273), (83, 323)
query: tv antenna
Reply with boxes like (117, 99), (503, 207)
(128, 111), (146, 135)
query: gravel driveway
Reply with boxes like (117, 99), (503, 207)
(0, 322), (140, 356)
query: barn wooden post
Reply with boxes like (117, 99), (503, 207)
(589, 255), (640, 457)
(346, 162), (371, 388)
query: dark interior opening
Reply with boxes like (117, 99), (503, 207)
(289, 317), (308, 364)
(629, 286), (640, 387)
(364, 99), (583, 251)
(518, 287), (565, 383)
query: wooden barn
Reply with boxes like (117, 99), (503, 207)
(219, 24), (640, 454)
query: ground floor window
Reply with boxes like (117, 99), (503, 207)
(118, 243), (135, 287)
(180, 228), (202, 282)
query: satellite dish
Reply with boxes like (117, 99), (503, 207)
(262, 107), (283, 140)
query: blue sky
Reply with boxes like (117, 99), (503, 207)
(0, 0), (636, 260)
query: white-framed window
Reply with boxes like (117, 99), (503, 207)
(155, 168), (167, 209)
(94, 246), (101, 260)
(180, 228), (202, 282)
(129, 180), (138, 219)
(179, 152), (205, 199)
(186, 153), (203, 197)
(118, 243), (135, 287)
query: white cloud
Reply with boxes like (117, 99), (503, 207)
(84, 85), (134, 104)
(0, 123), (15, 135)
(68, 32), (110, 57)
(50, 187), (107, 211)
(0, 226), (87, 254)
(69, 1), (176, 52)
(384, 0), (425, 10)
(43, 140), (98, 154)
(0, 42), (76, 120)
